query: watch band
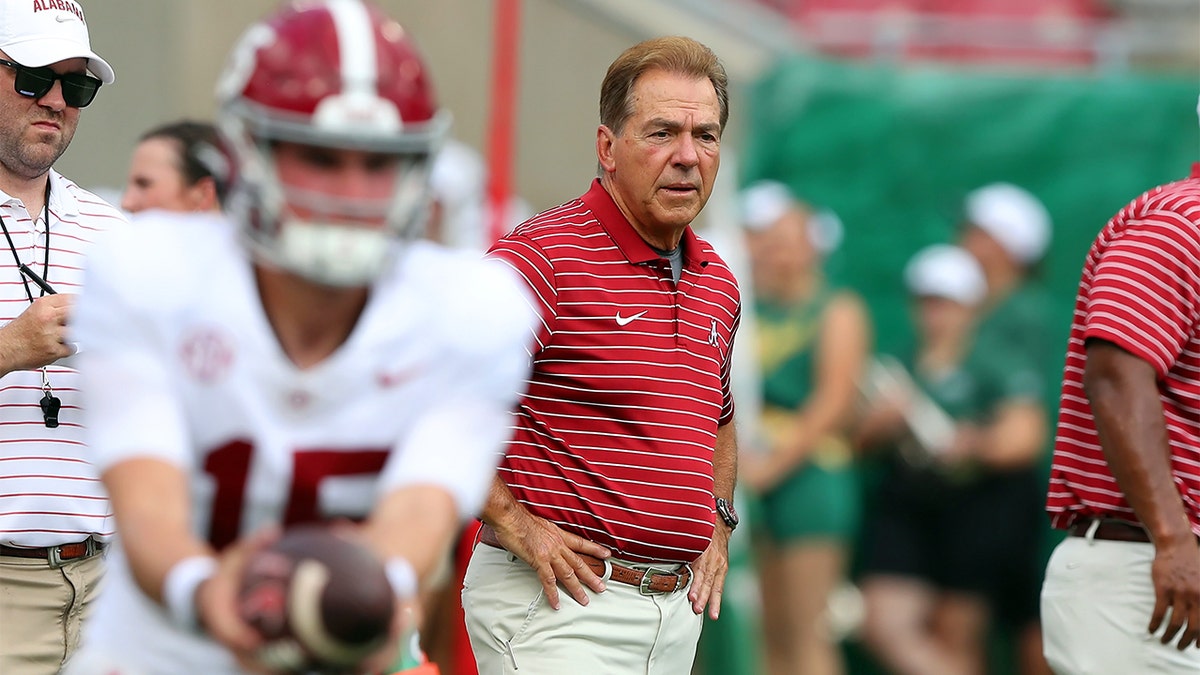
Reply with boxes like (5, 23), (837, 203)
(715, 497), (739, 530)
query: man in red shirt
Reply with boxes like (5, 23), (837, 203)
(1041, 151), (1200, 671)
(462, 36), (741, 674)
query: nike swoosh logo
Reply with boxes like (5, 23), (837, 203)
(615, 310), (648, 326)
(56, 15), (72, 22)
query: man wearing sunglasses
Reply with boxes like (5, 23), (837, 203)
(0, 1), (126, 673)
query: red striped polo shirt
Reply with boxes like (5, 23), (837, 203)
(1047, 164), (1200, 533)
(488, 179), (741, 564)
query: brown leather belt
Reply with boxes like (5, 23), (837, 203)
(0, 537), (106, 568)
(1068, 519), (1153, 543)
(478, 524), (691, 594)
(1068, 519), (1200, 544)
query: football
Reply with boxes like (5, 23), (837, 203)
(238, 524), (396, 673)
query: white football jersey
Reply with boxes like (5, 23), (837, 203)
(68, 211), (536, 674)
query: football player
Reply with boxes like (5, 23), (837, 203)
(63, 1), (535, 673)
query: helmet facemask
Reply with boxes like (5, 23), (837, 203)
(221, 108), (441, 287)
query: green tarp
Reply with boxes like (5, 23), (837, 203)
(741, 57), (1197, 360)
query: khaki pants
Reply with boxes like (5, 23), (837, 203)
(463, 543), (702, 674)
(1041, 535), (1200, 674)
(0, 552), (105, 675)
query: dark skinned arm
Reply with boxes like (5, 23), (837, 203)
(1083, 338), (1200, 649)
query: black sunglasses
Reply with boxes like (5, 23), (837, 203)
(0, 58), (101, 108)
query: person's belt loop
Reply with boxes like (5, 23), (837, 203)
(674, 564), (692, 592)
(1084, 518), (1101, 545)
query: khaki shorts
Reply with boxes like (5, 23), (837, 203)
(0, 551), (105, 674)
(462, 543), (702, 674)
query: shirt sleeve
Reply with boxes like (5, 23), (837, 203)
(487, 235), (556, 354)
(718, 304), (740, 426)
(1085, 216), (1200, 377)
(378, 260), (537, 521)
(72, 225), (192, 471)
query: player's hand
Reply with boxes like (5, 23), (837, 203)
(1148, 536), (1200, 650)
(196, 526), (278, 672)
(355, 599), (418, 675)
(318, 521), (415, 675)
(687, 522), (730, 619)
(491, 514), (611, 610)
(0, 294), (75, 373)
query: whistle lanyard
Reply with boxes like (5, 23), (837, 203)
(0, 181), (60, 427)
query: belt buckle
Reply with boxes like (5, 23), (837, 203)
(638, 566), (673, 595)
(47, 538), (95, 569)
(47, 544), (66, 569)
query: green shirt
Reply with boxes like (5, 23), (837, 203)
(973, 282), (1055, 408)
(755, 286), (835, 411)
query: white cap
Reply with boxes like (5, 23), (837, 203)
(905, 244), (987, 306)
(964, 182), (1050, 264)
(740, 180), (793, 232)
(739, 180), (843, 255)
(0, 0), (114, 84)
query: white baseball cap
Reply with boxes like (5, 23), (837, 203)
(964, 182), (1050, 265)
(905, 244), (987, 306)
(739, 180), (843, 254)
(740, 180), (793, 232)
(0, 0), (114, 84)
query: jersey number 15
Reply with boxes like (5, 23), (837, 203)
(203, 439), (389, 550)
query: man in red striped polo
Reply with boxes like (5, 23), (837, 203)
(462, 36), (741, 674)
(1041, 145), (1200, 670)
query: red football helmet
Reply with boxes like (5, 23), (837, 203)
(215, 0), (449, 286)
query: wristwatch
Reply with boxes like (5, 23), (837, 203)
(715, 497), (739, 531)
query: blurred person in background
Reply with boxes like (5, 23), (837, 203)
(426, 138), (484, 248)
(738, 180), (870, 675)
(856, 242), (1046, 675)
(0, 0), (126, 672)
(425, 137), (532, 250)
(120, 119), (226, 214)
(958, 182), (1055, 675)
